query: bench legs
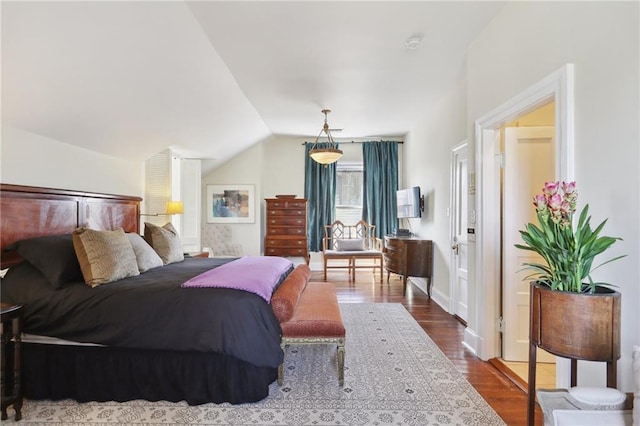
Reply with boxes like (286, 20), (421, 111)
(337, 341), (345, 386)
(278, 337), (346, 386)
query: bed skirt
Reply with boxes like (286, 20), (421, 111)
(22, 343), (277, 405)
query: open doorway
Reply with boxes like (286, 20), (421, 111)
(496, 103), (557, 390)
(473, 64), (575, 392)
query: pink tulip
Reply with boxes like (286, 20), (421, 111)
(543, 182), (559, 196)
(548, 194), (563, 210)
(533, 194), (547, 211)
(562, 181), (577, 195)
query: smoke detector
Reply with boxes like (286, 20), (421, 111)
(405, 34), (424, 50)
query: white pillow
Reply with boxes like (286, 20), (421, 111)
(336, 238), (365, 251)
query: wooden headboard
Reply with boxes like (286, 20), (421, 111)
(1, 184), (142, 268)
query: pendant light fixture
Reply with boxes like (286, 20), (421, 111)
(309, 109), (343, 165)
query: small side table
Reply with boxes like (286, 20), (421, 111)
(1, 303), (23, 421)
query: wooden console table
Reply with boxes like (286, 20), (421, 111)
(383, 236), (433, 297)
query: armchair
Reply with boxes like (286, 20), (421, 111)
(201, 224), (243, 258)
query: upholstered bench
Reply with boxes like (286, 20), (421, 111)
(271, 264), (346, 386)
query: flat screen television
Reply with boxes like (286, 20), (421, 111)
(396, 186), (422, 218)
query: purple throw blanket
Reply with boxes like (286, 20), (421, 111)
(180, 256), (294, 303)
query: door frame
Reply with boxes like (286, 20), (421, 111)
(449, 140), (469, 319)
(473, 64), (575, 388)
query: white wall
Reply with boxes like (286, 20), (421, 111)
(404, 78), (467, 303)
(1, 125), (143, 196)
(466, 1), (639, 391)
(202, 140), (269, 256)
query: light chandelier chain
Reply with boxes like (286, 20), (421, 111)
(315, 109), (335, 144)
(309, 108), (343, 165)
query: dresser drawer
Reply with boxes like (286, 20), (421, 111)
(266, 200), (307, 210)
(384, 256), (401, 273)
(384, 237), (404, 250)
(265, 247), (309, 257)
(267, 208), (306, 217)
(267, 227), (306, 236)
(265, 238), (307, 248)
(267, 217), (306, 227)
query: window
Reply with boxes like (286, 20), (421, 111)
(335, 162), (363, 224)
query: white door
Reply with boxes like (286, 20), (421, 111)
(450, 142), (469, 323)
(178, 158), (202, 252)
(502, 126), (555, 362)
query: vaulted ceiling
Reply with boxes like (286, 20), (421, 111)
(2, 1), (505, 173)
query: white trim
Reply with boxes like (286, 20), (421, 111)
(474, 64), (575, 388)
(463, 327), (481, 357)
(429, 281), (450, 313)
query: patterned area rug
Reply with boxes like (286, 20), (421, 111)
(8, 303), (505, 425)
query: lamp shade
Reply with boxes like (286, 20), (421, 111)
(165, 201), (184, 215)
(309, 148), (343, 165)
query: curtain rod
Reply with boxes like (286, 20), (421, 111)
(301, 140), (404, 145)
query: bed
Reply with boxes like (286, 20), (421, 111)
(0, 184), (293, 405)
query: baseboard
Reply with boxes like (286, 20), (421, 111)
(430, 285), (450, 312)
(462, 327), (481, 357)
(408, 277), (450, 312)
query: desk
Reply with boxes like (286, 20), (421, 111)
(1, 303), (23, 421)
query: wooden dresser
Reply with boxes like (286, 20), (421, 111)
(384, 236), (433, 297)
(265, 198), (309, 264)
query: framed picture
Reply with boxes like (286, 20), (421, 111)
(206, 184), (255, 223)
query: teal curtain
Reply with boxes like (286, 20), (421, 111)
(304, 143), (337, 251)
(362, 141), (398, 238)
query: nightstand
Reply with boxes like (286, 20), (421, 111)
(1, 303), (23, 421)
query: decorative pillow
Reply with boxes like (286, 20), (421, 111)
(126, 233), (163, 273)
(5, 234), (83, 289)
(72, 227), (139, 287)
(271, 264), (311, 323)
(143, 222), (184, 265)
(336, 238), (365, 251)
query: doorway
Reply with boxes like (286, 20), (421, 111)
(450, 141), (469, 324)
(473, 64), (575, 390)
(499, 122), (556, 389)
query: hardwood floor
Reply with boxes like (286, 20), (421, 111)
(314, 269), (544, 426)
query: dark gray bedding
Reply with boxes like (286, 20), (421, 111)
(1, 258), (286, 369)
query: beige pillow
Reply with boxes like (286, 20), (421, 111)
(126, 233), (163, 273)
(144, 222), (184, 265)
(72, 227), (140, 287)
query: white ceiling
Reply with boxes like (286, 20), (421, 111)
(2, 1), (505, 173)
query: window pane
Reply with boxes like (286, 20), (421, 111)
(336, 170), (362, 206)
(335, 165), (363, 224)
